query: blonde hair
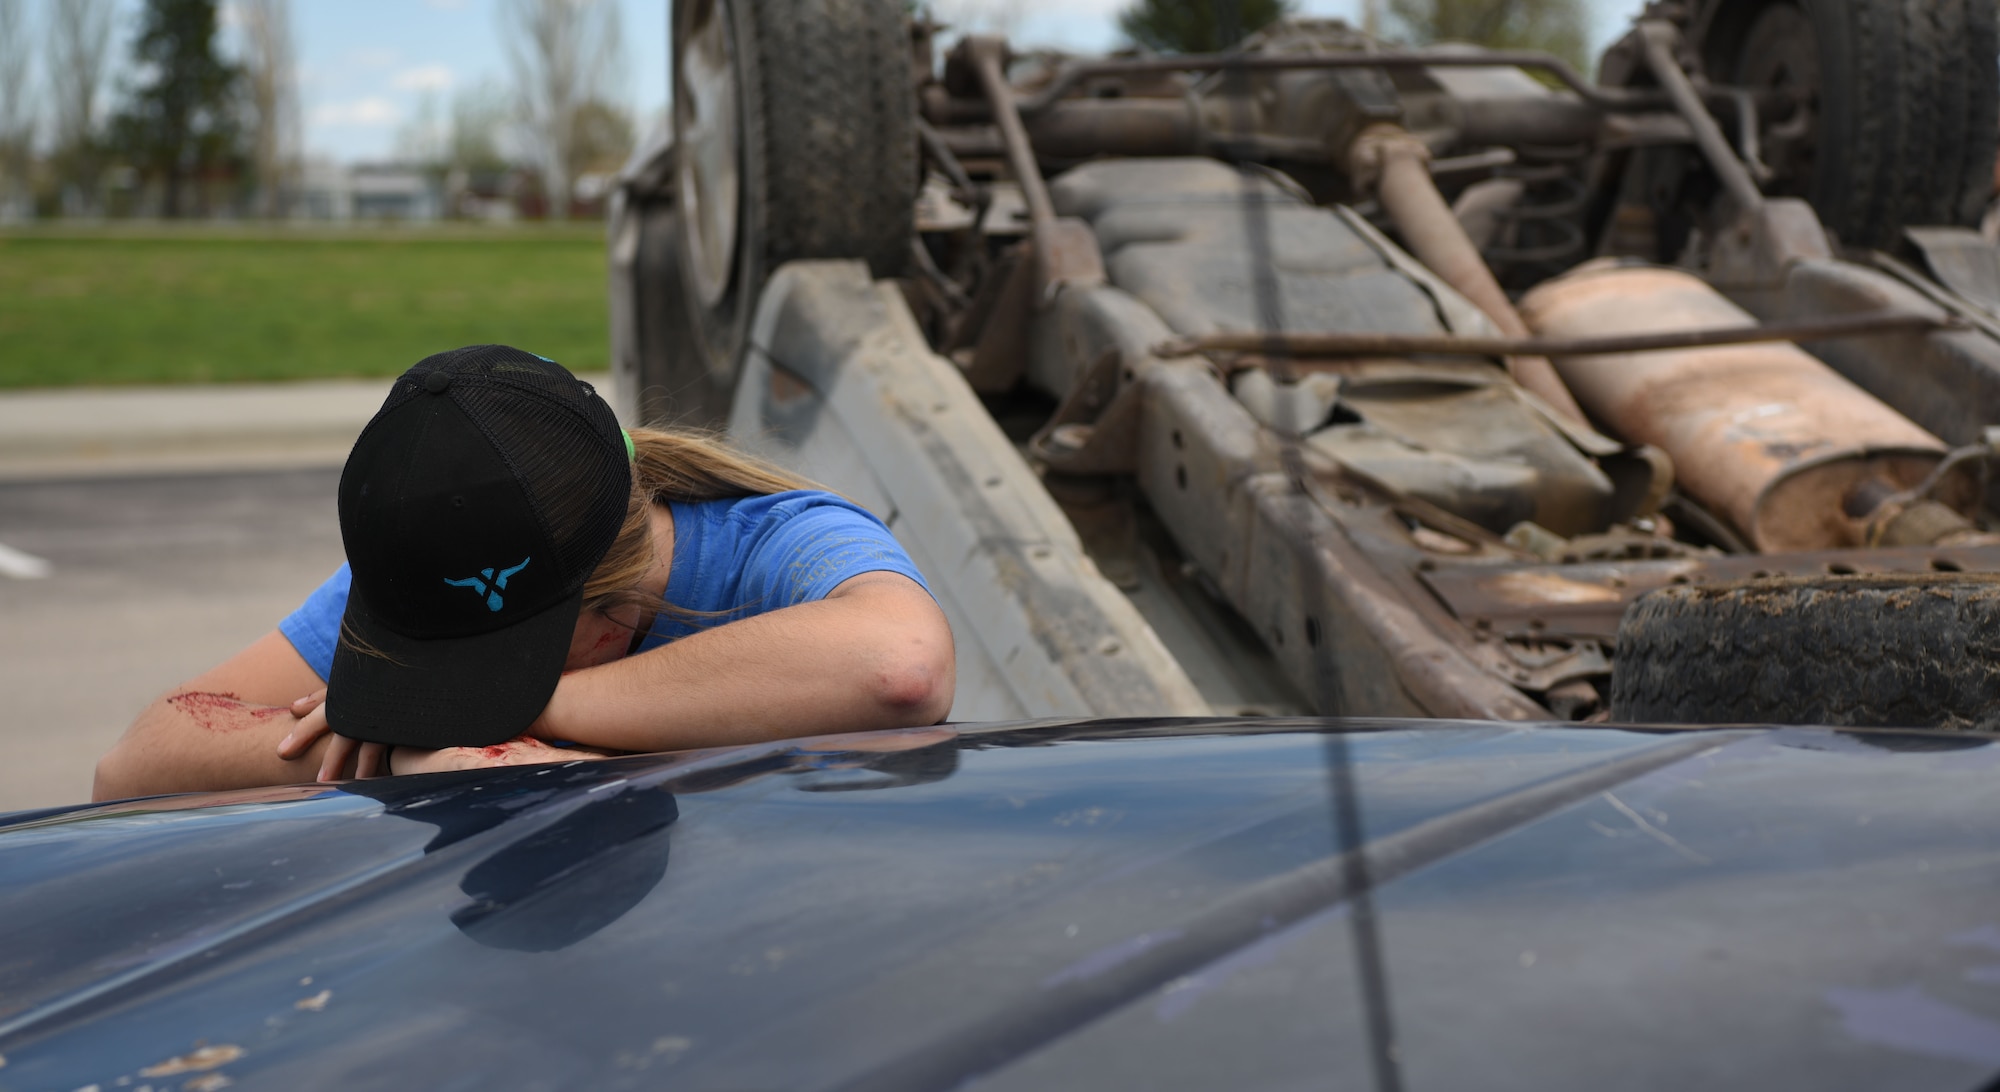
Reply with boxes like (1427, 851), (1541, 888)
(581, 426), (817, 618)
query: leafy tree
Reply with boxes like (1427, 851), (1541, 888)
(1386, 0), (1590, 72)
(569, 99), (635, 178)
(396, 81), (524, 219)
(1119, 0), (1293, 54)
(448, 84), (517, 178)
(108, 0), (244, 217)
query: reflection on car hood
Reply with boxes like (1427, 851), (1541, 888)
(3, 719), (1999, 1091)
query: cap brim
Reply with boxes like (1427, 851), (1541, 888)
(328, 585), (582, 749)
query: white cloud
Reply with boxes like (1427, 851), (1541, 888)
(311, 97), (402, 128)
(348, 48), (399, 70)
(392, 64), (457, 93)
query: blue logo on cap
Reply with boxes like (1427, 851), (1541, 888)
(444, 558), (531, 612)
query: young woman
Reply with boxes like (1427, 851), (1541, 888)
(93, 346), (953, 799)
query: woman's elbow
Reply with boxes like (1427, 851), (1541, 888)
(869, 641), (955, 725)
(95, 698), (177, 801)
(93, 738), (142, 802)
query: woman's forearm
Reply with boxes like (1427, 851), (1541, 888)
(94, 630), (337, 800)
(95, 691), (334, 799)
(534, 576), (954, 753)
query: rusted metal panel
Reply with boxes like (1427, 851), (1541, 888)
(1133, 360), (1547, 720)
(1304, 369), (1616, 536)
(1041, 218), (1108, 292)
(1522, 264), (1953, 552)
(1419, 543), (2000, 641)
(963, 246), (1034, 393)
(1905, 227), (2000, 315)
(730, 260), (1209, 720)
(1034, 280), (1182, 412)
(1772, 259), (2000, 454)
(1030, 350), (1143, 476)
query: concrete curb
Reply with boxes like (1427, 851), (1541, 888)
(0, 373), (614, 480)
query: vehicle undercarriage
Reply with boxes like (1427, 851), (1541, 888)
(612, 0), (2000, 728)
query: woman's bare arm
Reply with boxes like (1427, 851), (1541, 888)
(94, 630), (338, 800)
(530, 572), (954, 754)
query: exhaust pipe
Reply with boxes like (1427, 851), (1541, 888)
(1520, 263), (1985, 552)
(1349, 124), (1590, 426)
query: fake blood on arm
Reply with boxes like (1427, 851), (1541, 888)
(166, 691), (289, 732)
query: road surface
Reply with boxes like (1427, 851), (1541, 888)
(0, 467), (346, 811)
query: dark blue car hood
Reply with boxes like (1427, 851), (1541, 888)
(3, 719), (1999, 1091)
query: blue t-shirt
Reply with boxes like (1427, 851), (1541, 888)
(279, 490), (930, 681)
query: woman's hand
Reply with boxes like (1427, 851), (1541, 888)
(276, 689), (391, 782)
(276, 689), (327, 759)
(390, 737), (613, 775)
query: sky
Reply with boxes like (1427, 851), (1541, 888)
(36, 0), (1646, 164)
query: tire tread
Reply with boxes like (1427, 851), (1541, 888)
(1609, 574), (2000, 730)
(745, 0), (914, 276)
(1808, 0), (1998, 248)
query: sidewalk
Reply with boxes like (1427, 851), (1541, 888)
(0, 373), (615, 480)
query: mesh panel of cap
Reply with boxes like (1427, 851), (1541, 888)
(453, 379), (628, 592)
(384, 345), (630, 599)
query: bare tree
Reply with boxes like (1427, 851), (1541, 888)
(499, 0), (625, 217)
(239, 0), (301, 217)
(395, 91), (450, 168)
(449, 82), (516, 177)
(48, 0), (117, 212)
(0, 0), (34, 219)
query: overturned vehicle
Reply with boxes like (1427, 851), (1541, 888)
(611, 0), (2000, 729)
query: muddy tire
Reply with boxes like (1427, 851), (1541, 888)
(670, 0), (915, 427)
(1609, 573), (2000, 730)
(1701, 0), (1998, 250)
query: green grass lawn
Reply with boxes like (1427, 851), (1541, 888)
(0, 224), (613, 388)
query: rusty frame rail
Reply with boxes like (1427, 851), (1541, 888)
(1155, 311), (1955, 361)
(1012, 49), (1774, 116)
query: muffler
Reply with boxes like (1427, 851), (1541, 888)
(1520, 263), (1983, 552)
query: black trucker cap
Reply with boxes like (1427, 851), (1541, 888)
(328, 345), (632, 748)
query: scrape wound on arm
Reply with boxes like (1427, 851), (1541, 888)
(167, 691), (291, 732)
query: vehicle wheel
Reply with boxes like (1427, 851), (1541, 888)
(671, 0), (915, 425)
(1700, 0), (1998, 250)
(613, 199), (721, 427)
(1608, 573), (2000, 730)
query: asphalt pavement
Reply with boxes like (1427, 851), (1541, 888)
(0, 374), (610, 812)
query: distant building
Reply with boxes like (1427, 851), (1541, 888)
(297, 158), (351, 220)
(444, 166), (518, 222)
(293, 160), (443, 221)
(348, 164), (442, 221)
